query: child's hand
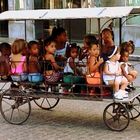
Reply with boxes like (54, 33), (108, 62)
(115, 71), (121, 76)
(60, 67), (64, 70)
(98, 57), (104, 64)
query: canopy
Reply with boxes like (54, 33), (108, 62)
(0, 6), (140, 20)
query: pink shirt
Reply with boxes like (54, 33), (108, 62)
(11, 56), (26, 74)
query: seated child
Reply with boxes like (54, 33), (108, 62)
(78, 34), (97, 75)
(63, 43), (85, 93)
(86, 39), (104, 85)
(11, 39), (28, 82)
(120, 51), (137, 91)
(27, 41), (43, 83)
(103, 46), (128, 100)
(79, 34), (97, 60)
(0, 42), (11, 80)
(43, 37), (63, 83)
(120, 40), (135, 55)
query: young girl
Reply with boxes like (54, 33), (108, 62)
(0, 42), (11, 80)
(44, 37), (63, 83)
(27, 41), (43, 83)
(103, 46), (128, 100)
(120, 40), (135, 55)
(120, 51), (137, 91)
(11, 39), (28, 82)
(86, 40), (104, 85)
(63, 43), (85, 93)
(79, 34), (97, 60)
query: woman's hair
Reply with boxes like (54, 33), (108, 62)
(65, 43), (80, 58)
(51, 27), (66, 40)
(120, 41), (135, 54)
(11, 39), (27, 55)
(84, 34), (97, 46)
(101, 28), (112, 35)
(101, 28), (113, 40)
(0, 42), (11, 52)
(28, 40), (39, 50)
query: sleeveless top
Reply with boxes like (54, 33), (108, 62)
(43, 60), (53, 71)
(103, 60), (120, 81)
(64, 57), (74, 74)
(120, 62), (129, 74)
(55, 42), (69, 57)
(11, 56), (26, 74)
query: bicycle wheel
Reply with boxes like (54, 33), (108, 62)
(103, 102), (130, 131)
(34, 97), (60, 110)
(0, 89), (31, 125)
(126, 97), (140, 120)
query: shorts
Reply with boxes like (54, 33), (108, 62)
(28, 73), (43, 83)
(104, 76), (123, 85)
(11, 73), (28, 82)
(45, 72), (60, 83)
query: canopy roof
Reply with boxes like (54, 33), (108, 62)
(0, 6), (140, 20)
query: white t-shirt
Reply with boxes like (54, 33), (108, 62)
(64, 57), (74, 74)
(103, 60), (120, 81)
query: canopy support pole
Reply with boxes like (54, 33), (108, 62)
(25, 20), (27, 40)
(98, 18), (100, 34)
(119, 18), (122, 45)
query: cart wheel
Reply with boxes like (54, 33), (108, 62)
(0, 89), (31, 125)
(126, 97), (140, 120)
(34, 97), (60, 110)
(103, 102), (130, 131)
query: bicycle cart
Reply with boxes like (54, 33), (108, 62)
(0, 6), (140, 131)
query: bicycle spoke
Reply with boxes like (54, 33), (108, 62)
(41, 98), (45, 106)
(18, 108), (29, 115)
(3, 99), (12, 106)
(3, 107), (12, 113)
(10, 109), (14, 121)
(45, 98), (51, 108)
(17, 108), (22, 119)
(106, 110), (114, 117)
(132, 107), (140, 114)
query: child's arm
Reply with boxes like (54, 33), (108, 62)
(50, 55), (63, 71)
(88, 57), (103, 73)
(69, 58), (81, 75)
(104, 63), (117, 75)
(121, 63), (131, 81)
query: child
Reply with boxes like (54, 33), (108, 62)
(120, 40), (135, 55)
(27, 41), (43, 83)
(0, 42), (11, 80)
(120, 51), (137, 91)
(44, 37), (63, 83)
(103, 46), (128, 100)
(79, 34), (97, 60)
(86, 40), (104, 85)
(11, 39), (28, 82)
(63, 43), (85, 93)
(78, 34), (97, 75)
